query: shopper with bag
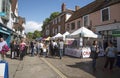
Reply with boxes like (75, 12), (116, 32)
(19, 39), (26, 60)
(0, 35), (9, 60)
(90, 40), (99, 71)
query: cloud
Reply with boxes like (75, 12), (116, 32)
(25, 21), (43, 33)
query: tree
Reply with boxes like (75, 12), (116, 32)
(50, 12), (60, 20)
(41, 12), (60, 34)
(26, 32), (33, 40)
(33, 30), (41, 39)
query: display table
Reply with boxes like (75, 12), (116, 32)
(65, 47), (91, 58)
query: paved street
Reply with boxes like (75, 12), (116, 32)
(5, 54), (120, 78)
(45, 56), (120, 78)
(6, 55), (61, 78)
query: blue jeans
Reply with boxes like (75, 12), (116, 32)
(31, 47), (34, 56)
(59, 49), (63, 59)
(92, 59), (96, 69)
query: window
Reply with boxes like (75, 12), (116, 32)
(58, 25), (61, 32)
(46, 30), (49, 36)
(53, 28), (54, 34)
(83, 15), (89, 26)
(77, 21), (81, 28)
(55, 18), (57, 24)
(55, 28), (57, 34)
(1, 0), (10, 20)
(66, 24), (70, 30)
(71, 22), (75, 30)
(58, 16), (61, 22)
(101, 7), (110, 21)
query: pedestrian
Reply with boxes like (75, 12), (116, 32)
(19, 39), (26, 60)
(58, 39), (64, 59)
(43, 44), (47, 57)
(36, 41), (40, 56)
(0, 35), (9, 60)
(30, 41), (34, 56)
(49, 40), (53, 57)
(103, 41), (117, 72)
(90, 40), (99, 71)
(40, 41), (44, 56)
(10, 40), (18, 59)
(52, 40), (58, 57)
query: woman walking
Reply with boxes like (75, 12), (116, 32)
(0, 35), (9, 60)
(90, 40), (99, 71)
(19, 39), (26, 60)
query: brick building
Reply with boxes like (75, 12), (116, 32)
(43, 3), (74, 37)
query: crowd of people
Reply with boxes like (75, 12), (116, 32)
(0, 34), (120, 73)
(8, 38), (64, 60)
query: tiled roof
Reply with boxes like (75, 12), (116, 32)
(67, 0), (120, 23)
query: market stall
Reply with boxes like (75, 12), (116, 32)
(65, 27), (99, 58)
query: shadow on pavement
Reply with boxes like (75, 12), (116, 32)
(66, 57), (120, 78)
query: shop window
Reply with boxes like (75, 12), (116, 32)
(101, 7), (110, 21)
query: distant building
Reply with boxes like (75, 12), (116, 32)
(42, 3), (74, 37)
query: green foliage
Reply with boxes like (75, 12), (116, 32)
(50, 12), (60, 20)
(26, 30), (42, 39)
(42, 12), (60, 31)
(33, 30), (41, 39)
(26, 32), (33, 39)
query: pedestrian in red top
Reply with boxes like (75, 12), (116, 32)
(19, 39), (26, 60)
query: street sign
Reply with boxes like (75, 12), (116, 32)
(0, 12), (6, 16)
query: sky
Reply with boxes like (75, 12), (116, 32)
(18, 0), (95, 33)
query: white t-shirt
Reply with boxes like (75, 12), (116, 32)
(0, 41), (7, 51)
(59, 41), (64, 49)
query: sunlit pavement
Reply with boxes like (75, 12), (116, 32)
(45, 56), (120, 78)
(6, 55), (61, 78)
(5, 54), (120, 78)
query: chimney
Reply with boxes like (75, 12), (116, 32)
(61, 3), (66, 12)
(75, 6), (80, 11)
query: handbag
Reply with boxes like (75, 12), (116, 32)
(1, 45), (10, 54)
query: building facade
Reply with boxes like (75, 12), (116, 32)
(43, 3), (74, 37)
(65, 0), (120, 51)
(0, 0), (26, 46)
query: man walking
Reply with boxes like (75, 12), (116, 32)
(58, 39), (64, 59)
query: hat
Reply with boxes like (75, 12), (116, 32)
(0, 34), (3, 38)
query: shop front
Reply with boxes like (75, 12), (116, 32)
(0, 23), (13, 46)
(96, 23), (120, 52)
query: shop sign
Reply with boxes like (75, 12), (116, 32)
(112, 30), (120, 37)
(0, 12), (6, 16)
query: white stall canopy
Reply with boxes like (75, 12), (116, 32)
(53, 33), (63, 38)
(63, 31), (70, 40)
(71, 27), (98, 38)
